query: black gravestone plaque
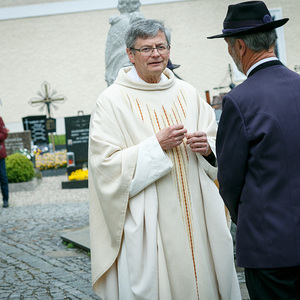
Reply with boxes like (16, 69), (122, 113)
(65, 115), (90, 166)
(22, 115), (48, 146)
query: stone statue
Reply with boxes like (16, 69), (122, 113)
(105, 0), (144, 86)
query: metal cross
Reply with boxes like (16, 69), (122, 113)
(29, 81), (67, 151)
(29, 81), (66, 118)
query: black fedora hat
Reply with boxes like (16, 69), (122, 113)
(207, 1), (289, 39)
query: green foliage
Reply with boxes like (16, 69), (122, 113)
(63, 241), (75, 249)
(34, 169), (43, 180)
(6, 153), (35, 183)
(48, 134), (66, 145)
(66, 242), (75, 248)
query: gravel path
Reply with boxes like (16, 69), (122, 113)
(8, 175), (88, 207)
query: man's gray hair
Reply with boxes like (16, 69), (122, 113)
(125, 19), (171, 49)
(227, 29), (277, 52)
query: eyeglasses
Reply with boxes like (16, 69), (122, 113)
(130, 45), (170, 57)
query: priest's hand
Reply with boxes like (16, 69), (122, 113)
(156, 124), (187, 150)
(186, 131), (212, 156)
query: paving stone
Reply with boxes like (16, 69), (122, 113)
(0, 176), (99, 299)
(0, 292), (11, 299)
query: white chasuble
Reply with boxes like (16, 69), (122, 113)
(89, 67), (241, 300)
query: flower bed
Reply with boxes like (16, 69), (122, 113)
(61, 167), (88, 189)
(35, 150), (67, 170)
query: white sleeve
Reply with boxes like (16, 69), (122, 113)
(129, 135), (173, 197)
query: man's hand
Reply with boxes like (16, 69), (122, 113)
(156, 124), (187, 151)
(186, 131), (212, 156)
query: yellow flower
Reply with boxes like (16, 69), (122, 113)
(68, 169), (88, 181)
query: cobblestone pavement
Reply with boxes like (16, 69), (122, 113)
(0, 175), (99, 299)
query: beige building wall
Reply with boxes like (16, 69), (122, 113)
(0, 0), (299, 133)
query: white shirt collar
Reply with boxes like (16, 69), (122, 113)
(247, 57), (278, 77)
(127, 66), (168, 83)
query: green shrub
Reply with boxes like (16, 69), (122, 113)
(6, 153), (35, 183)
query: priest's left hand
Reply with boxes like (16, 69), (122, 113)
(186, 131), (212, 156)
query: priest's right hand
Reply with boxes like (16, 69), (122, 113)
(156, 124), (187, 151)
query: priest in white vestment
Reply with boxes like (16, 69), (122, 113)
(89, 19), (241, 300)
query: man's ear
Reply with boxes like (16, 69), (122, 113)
(167, 45), (171, 60)
(126, 48), (135, 64)
(237, 39), (246, 57)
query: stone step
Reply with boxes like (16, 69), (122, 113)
(60, 226), (90, 252)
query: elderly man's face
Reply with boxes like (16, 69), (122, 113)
(127, 31), (170, 83)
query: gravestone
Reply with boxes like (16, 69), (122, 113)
(5, 131), (32, 155)
(22, 115), (48, 146)
(64, 115), (90, 167)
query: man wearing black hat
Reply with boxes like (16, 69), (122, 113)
(208, 1), (300, 299)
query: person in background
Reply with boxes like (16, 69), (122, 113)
(89, 19), (241, 300)
(208, 1), (300, 299)
(167, 59), (182, 79)
(0, 116), (9, 208)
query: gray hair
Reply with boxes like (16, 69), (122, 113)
(125, 19), (171, 49)
(227, 29), (277, 52)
